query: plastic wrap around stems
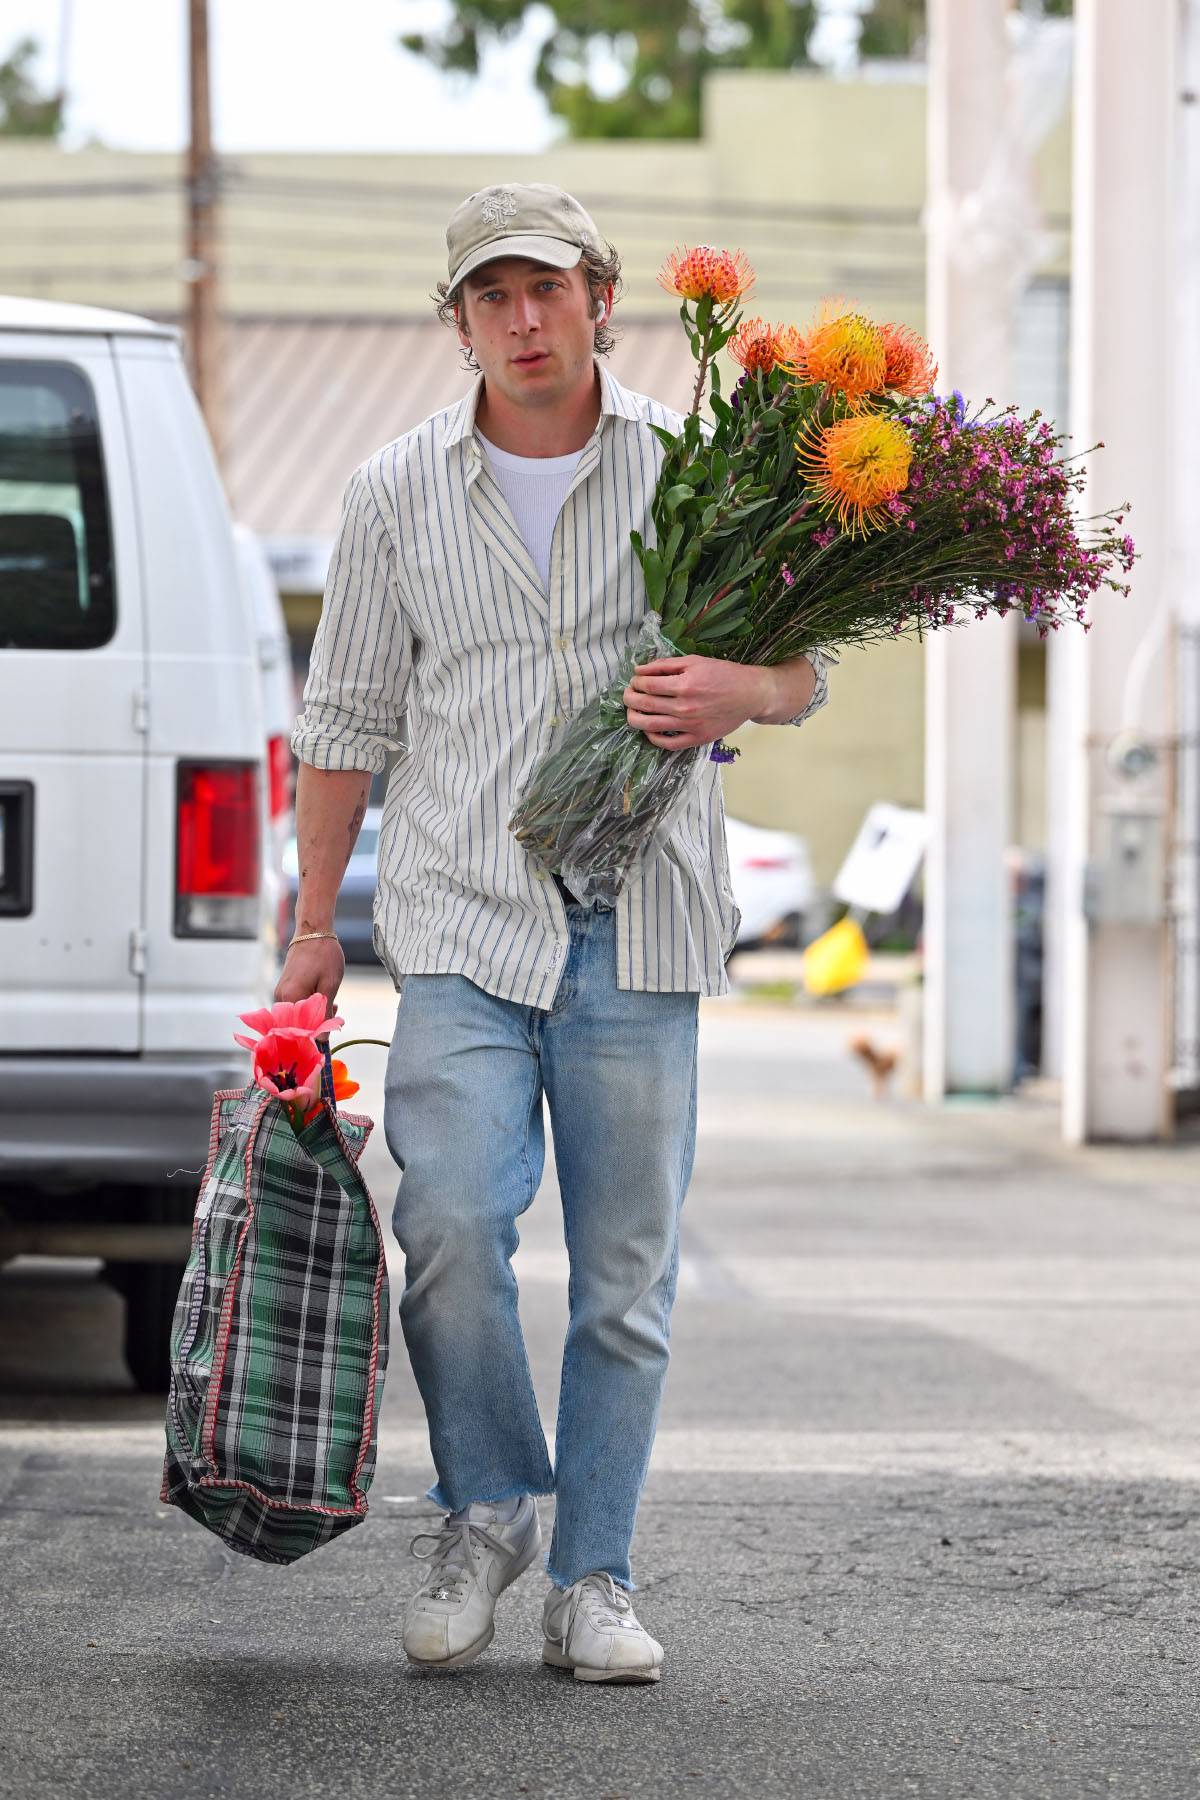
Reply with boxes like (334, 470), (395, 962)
(509, 612), (711, 909)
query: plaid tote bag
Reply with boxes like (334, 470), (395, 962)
(161, 1077), (389, 1563)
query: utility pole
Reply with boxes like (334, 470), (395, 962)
(186, 0), (221, 458)
(56, 0), (74, 112)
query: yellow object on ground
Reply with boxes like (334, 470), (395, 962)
(802, 915), (870, 996)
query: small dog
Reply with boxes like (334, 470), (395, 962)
(847, 1033), (900, 1101)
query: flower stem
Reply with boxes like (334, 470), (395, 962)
(689, 340), (711, 418)
(328, 1036), (392, 1054)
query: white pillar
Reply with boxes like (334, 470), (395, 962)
(1042, 627), (1068, 1080)
(923, 0), (1019, 1099)
(1059, 0), (1175, 1142)
(1169, 3), (1200, 1096)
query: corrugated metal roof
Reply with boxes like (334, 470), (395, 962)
(220, 315), (699, 542)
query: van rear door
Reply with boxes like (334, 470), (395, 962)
(0, 339), (146, 1052)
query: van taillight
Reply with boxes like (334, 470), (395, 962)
(267, 734), (294, 822)
(175, 761), (260, 937)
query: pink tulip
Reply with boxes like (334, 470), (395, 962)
(234, 993), (343, 1052)
(251, 1030), (324, 1106)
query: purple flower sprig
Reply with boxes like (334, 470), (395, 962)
(725, 390), (1135, 673)
(893, 396), (1136, 639)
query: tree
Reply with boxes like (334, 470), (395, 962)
(401, 0), (819, 140)
(858, 0), (1071, 61)
(402, 1), (1074, 139)
(0, 37), (64, 139)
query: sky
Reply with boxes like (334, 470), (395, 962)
(5, 1), (565, 153)
(6, 0), (868, 155)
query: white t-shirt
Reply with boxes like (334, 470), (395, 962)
(476, 430), (584, 594)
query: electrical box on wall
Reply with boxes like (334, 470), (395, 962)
(1086, 801), (1166, 926)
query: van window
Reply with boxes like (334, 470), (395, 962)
(0, 361), (115, 650)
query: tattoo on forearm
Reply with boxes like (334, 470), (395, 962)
(291, 784), (368, 942)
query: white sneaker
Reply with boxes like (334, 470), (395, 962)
(542, 1572), (665, 1684)
(403, 1494), (541, 1670)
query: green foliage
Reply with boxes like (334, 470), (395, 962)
(401, 0), (818, 140)
(859, 0), (1070, 60)
(857, 0), (927, 60)
(401, 2), (1077, 139)
(0, 37), (63, 139)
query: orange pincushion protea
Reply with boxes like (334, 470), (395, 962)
(796, 414), (913, 537)
(879, 321), (938, 397)
(657, 245), (755, 306)
(729, 317), (806, 375)
(729, 317), (776, 373)
(773, 324), (806, 365)
(784, 302), (888, 409)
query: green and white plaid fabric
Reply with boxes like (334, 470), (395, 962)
(161, 1083), (389, 1564)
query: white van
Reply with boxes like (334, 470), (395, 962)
(0, 296), (274, 1387)
(233, 521), (297, 954)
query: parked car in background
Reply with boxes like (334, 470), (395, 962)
(233, 522), (296, 955)
(0, 296), (274, 1390)
(282, 805), (383, 965)
(283, 806), (817, 964)
(725, 814), (817, 949)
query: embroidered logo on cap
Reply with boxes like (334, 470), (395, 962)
(481, 189), (519, 228)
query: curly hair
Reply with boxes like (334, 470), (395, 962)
(432, 241), (624, 373)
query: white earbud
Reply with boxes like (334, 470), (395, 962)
(596, 304), (607, 322)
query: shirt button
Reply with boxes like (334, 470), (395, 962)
(555, 632), (569, 651)
(548, 713), (563, 728)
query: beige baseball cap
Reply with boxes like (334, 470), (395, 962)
(445, 182), (603, 291)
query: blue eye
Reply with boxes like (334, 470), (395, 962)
(478, 281), (560, 302)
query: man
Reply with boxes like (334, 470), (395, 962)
(281, 183), (829, 1684)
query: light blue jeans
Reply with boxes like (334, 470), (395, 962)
(383, 898), (699, 1591)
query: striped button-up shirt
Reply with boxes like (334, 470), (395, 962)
(291, 362), (830, 1009)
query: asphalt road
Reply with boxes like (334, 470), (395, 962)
(3, 973), (1200, 1799)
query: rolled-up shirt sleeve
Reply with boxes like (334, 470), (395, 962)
(290, 465), (416, 774)
(781, 645), (833, 727)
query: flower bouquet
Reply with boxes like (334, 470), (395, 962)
(160, 997), (392, 1564)
(508, 247), (1136, 909)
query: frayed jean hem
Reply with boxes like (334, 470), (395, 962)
(544, 1555), (636, 1594)
(424, 1478), (554, 1512)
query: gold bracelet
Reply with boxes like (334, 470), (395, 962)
(290, 930), (340, 944)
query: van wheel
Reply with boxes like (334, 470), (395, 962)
(104, 1186), (191, 1393)
(111, 1259), (185, 1393)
